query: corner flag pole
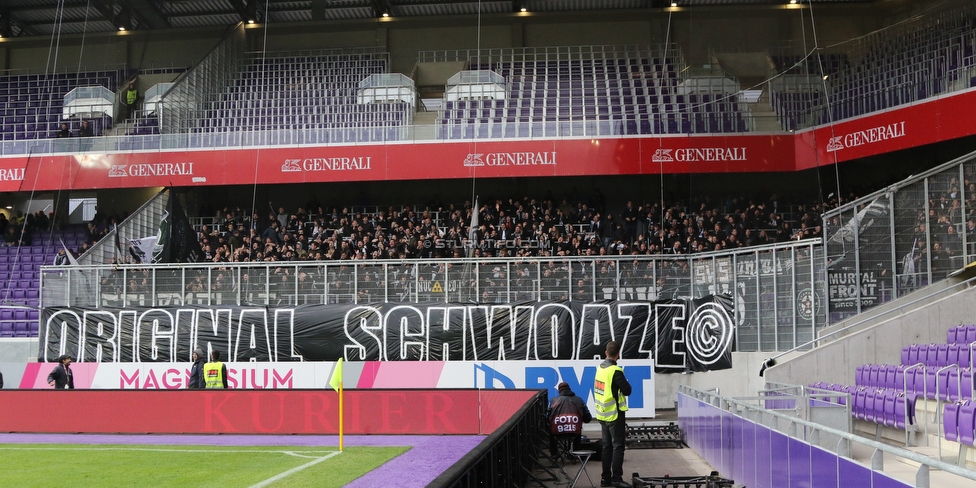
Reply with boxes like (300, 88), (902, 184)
(330, 358), (344, 451)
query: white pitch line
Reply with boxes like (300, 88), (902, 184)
(248, 450), (342, 488)
(0, 447), (339, 454)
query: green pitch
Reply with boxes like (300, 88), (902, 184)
(0, 444), (408, 487)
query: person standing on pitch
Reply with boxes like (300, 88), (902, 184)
(47, 354), (75, 389)
(188, 348), (206, 389)
(204, 350), (228, 389)
(593, 341), (632, 488)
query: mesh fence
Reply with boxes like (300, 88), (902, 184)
(42, 239), (825, 352)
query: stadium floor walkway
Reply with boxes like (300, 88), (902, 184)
(535, 409), (716, 488)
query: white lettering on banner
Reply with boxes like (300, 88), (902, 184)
(652, 148), (747, 163)
(44, 302), (732, 370)
(108, 162), (195, 178)
(0, 168), (25, 181)
(827, 121), (906, 152)
(280, 157), (372, 172)
(463, 152), (557, 167)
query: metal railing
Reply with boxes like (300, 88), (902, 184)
(78, 189), (169, 266)
(823, 148), (976, 324)
(41, 238), (825, 353)
(679, 384), (976, 488)
(159, 23), (247, 134)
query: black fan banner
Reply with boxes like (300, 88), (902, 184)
(40, 296), (735, 373)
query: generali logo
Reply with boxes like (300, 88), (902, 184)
(0, 168), (25, 181)
(826, 121), (905, 153)
(281, 157), (371, 172)
(108, 162), (194, 177)
(463, 151), (556, 167)
(651, 147), (747, 163)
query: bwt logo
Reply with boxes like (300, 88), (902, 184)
(651, 149), (674, 162)
(473, 363), (652, 409)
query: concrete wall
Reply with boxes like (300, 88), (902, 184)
(656, 351), (769, 408)
(765, 285), (976, 389)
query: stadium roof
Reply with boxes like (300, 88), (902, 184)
(0, 0), (878, 38)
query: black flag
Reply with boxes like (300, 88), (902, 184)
(153, 191), (202, 263)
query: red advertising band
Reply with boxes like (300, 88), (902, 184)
(0, 389), (537, 435)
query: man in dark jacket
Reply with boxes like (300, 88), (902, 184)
(47, 354), (75, 389)
(187, 348), (206, 388)
(594, 341), (632, 488)
(548, 381), (593, 457)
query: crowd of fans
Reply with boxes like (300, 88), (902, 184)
(188, 191), (845, 265)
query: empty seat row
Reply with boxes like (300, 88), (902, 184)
(0, 309), (40, 321)
(858, 364), (975, 402)
(902, 342), (975, 368)
(947, 324), (976, 344)
(811, 383), (916, 430)
(0, 321), (35, 337)
(945, 401), (976, 446)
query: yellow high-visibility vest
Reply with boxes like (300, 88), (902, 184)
(204, 361), (225, 389)
(593, 363), (627, 422)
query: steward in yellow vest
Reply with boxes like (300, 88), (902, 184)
(204, 350), (228, 389)
(592, 340), (632, 488)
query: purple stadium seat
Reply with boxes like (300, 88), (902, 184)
(949, 343), (966, 367)
(0, 310), (12, 321)
(925, 345), (940, 367)
(892, 365), (905, 391)
(854, 388), (868, 420)
(0, 322), (13, 337)
(894, 393), (913, 429)
(874, 390), (895, 425)
(868, 364), (880, 387)
(945, 402), (963, 442)
(938, 344), (950, 367)
(966, 325), (976, 344)
(935, 369), (952, 401)
(959, 402), (976, 446)
(949, 369), (963, 402)
(902, 346), (911, 365)
(883, 391), (896, 427)
(863, 389), (879, 422)
(884, 365), (897, 389)
(907, 344), (921, 365)
(856, 365), (866, 386)
(949, 326), (961, 344)
(925, 368), (938, 399)
(963, 369), (975, 401)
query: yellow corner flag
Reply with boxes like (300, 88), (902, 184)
(330, 358), (343, 391)
(330, 358), (344, 451)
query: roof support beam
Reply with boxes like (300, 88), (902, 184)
(118, 0), (171, 29)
